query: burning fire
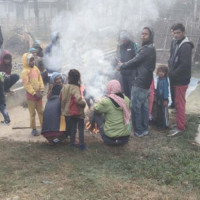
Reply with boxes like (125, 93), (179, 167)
(85, 121), (99, 134)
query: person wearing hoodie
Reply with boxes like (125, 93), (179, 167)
(45, 32), (60, 55)
(32, 40), (43, 58)
(117, 27), (156, 137)
(0, 50), (19, 92)
(44, 32), (62, 73)
(168, 23), (194, 136)
(117, 30), (138, 99)
(21, 53), (44, 136)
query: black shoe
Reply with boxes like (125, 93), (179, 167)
(1, 120), (10, 125)
(169, 104), (175, 109)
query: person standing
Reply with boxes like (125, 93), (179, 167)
(117, 31), (138, 99)
(118, 27), (156, 137)
(168, 23), (194, 136)
(60, 69), (86, 150)
(155, 65), (169, 128)
(21, 53), (44, 136)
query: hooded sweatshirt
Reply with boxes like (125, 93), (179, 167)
(169, 37), (194, 86)
(21, 53), (44, 100)
(45, 32), (60, 55)
(0, 50), (12, 75)
(120, 27), (156, 89)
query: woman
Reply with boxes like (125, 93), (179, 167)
(94, 80), (131, 145)
(41, 84), (67, 144)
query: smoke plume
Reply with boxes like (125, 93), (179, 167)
(48, 0), (173, 98)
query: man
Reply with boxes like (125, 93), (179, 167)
(168, 24), (177, 109)
(118, 27), (156, 137)
(168, 23), (194, 136)
(117, 30), (138, 99)
(0, 50), (19, 92)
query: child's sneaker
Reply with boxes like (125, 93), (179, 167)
(1, 120), (10, 125)
(79, 144), (87, 151)
(31, 129), (40, 136)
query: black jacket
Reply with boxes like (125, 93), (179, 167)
(120, 28), (156, 89)
(42, 95), (62, 133)
(169, 37), (194, 86)
(168, 39), (176, 69)
(118, 40), (137, 76)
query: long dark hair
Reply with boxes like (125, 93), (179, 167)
(68, 69), (81, 87)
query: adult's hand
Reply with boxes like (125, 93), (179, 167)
(116, 61), (123, 71)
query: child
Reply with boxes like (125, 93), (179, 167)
(0, 72), (10, 124)
(21, 53), (44, 136)
(155, 65), (169, 128)
(60, 69), (86, 150)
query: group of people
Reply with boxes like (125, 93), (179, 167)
(0, 23), (193, 149)
(117, 23), (193, 137)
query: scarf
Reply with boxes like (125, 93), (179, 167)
(107, 80), (130, 125)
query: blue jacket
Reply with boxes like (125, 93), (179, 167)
(157, 77), (169, 100)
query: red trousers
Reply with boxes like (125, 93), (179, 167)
(148, 79), (155, 117)
(174, 85), (188, 131)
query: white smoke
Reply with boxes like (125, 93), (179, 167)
(48, 0), (174, 98)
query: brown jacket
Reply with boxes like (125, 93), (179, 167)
(60, 84), (86, 118)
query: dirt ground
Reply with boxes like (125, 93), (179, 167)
(0, 102), (100, 144)
(0, 83), (199, 144)
(0, 105), (46, 143)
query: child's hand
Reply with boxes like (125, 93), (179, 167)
(163, 100), (168, 106)
(35, 91), (43, 100)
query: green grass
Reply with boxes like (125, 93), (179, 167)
(0, 115), (200, 199)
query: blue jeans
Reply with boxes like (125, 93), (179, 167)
(131, 86), (149, 134)
(0, 104), (10, 123)
(4, 74), (19, 92)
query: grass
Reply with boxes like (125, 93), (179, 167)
(0, 115), (200, 200)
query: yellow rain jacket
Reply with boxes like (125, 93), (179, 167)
(21, 53), (44, 100)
